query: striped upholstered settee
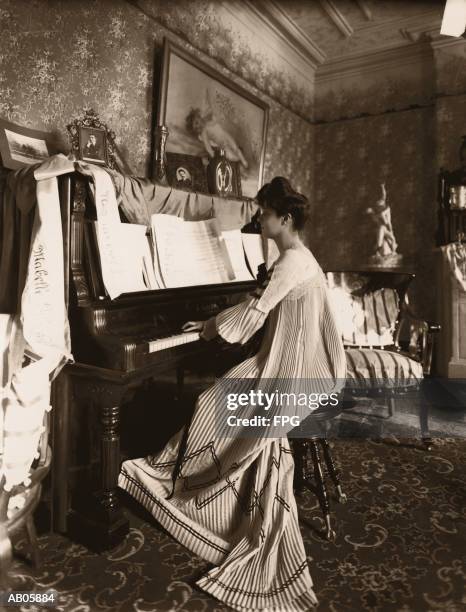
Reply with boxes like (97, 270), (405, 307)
(324, 270), (440, 449)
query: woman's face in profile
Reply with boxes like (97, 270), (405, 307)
(258, 204), (285, 238)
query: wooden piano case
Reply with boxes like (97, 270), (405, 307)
(51, 172), (260, 550)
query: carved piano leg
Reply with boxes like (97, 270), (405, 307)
(68, 380), (129, 551)
(101, 405), (122, 514)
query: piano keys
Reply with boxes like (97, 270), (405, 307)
(148, 330), (200, 353)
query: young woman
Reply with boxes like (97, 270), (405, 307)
(119, 177), (346, 611)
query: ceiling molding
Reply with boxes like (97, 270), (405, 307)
(400, 19), (443, 43)
(430, 35), (466, 50)
(242, 0), (326, 69)
(316, 41), (434, 83)
(355, 8), (441, 34)
(355, 0), (372, 22)
(318, 0), (354, 38)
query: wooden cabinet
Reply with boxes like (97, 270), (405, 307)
(436, 247), (466, 377)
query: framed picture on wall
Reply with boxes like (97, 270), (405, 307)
(0, 118), (54, 170)
(156, 37), (269, 199)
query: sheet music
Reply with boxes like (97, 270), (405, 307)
(221, 229), (254, 281)
(94, 222), (149, 293)
(242, 234), (265, 278)
(151, 214), (235, 288)
(142, 233), (160, 290)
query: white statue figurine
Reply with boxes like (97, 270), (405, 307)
(366, 183), (400, 261)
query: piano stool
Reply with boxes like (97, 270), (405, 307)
(289, 398), (352, 542)
(165, 390), (349, 543)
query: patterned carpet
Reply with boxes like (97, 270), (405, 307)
(8, 436), (465, 612)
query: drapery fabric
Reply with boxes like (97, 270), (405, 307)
(1, 155), (73, 493)
(108, 170), (259, 231)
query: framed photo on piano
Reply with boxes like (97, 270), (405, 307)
(79, 126), (108, 166)
(156, 37), (269, 199)
(165, 152), (208, 192)
(67, 109), (119, 170)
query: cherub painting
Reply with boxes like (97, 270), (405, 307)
(185, 105), (249, 169)
(159, 41), (268, 198)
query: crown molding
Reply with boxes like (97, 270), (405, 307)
(355, 8), (442, 34)
(316, 40), (434, 82)
(319, 0), (353, 38)
(400, 18), (443, 43)
(242, 0), (326, 70)
(430, 34), (466, 50)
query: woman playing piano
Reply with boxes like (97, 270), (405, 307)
(119, 176), (346, 611)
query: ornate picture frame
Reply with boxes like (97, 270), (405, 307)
(156, 37), (269, 199)
(0, 118), (55, 170)
(165, 152), (208, 192)
(67, 109), (119, 170)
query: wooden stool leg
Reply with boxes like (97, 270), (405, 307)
(309, 440), (336, 541)
(291, 440), (305, 496)
(388, 396), (396, 418)
(420, 380), (433, 451)
(319, 439), (347, 504)
(0, 524), (12, 590)
(25, 516), (41, 569)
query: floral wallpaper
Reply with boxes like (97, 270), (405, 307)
(315, 59), (435, 123)
(434, 43), (466, 172)
(312, 108), (437, 319)
(0, 0), (314, 194)
(436, 94), (466, 172)
(133, 0), (315, 120)
(311, 40), (466, 323)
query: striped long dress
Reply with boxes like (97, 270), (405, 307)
(119, 244), (347, 611)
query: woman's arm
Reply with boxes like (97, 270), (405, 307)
(198, 250), (300, 344)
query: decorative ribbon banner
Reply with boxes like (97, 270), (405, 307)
(76, 162), (145, 298)
(1, 155), (73, 493)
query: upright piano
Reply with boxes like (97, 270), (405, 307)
(52, 171), (261, 550)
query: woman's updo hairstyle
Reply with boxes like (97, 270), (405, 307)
(256, 176), (309, 231)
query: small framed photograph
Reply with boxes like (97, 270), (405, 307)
(78, 126), (108, 165)
(67, 109), (119, 170)
(0, 118), (54, 170)
(166, 153), (208, 192)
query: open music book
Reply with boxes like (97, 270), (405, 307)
(151, 214), (236, 288)
(93, 215), (279, 295)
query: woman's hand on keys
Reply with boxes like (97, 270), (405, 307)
(182, 321), (205, 333)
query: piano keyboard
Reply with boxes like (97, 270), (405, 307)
(148, 331), (201, 353)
